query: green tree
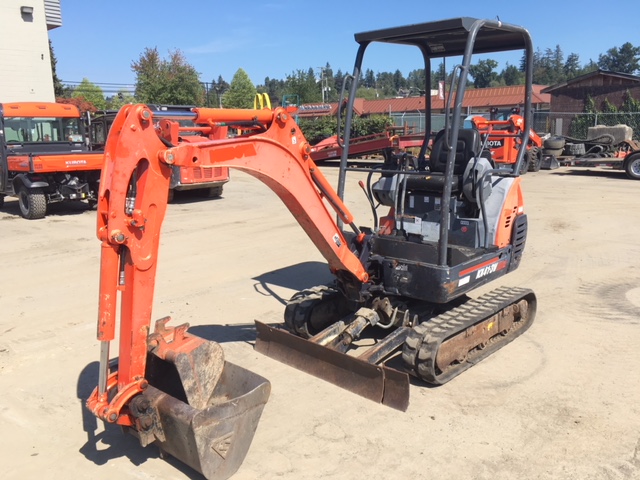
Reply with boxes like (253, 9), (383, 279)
(334, 69), (346, 98)
(363, 69), (376, 89)
(355, 87), (378, 100)
(259, 77), (284, 106)
(49, 40), (64, 98)
(501, 63), (524, 85)
(72, 78), (106, 110)
(106, 90), (136, 110)
(132, 47), (204, 105)
(222, 68), (256, 108)
(598, 42), (640, 74)
(563, 53), (581, 79)
(208, 75), (230, 107)
(469, 59), (498, 88)
(284, 68), (321, 104)
(376, 72), (396, 97)
(407, 69), (427, 93)
(392, 69), (406, 92)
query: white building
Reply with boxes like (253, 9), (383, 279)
(0, 0), (62, 102)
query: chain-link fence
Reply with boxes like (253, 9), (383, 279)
(391, 112), (640, 141)
(532, 112), (640, 140)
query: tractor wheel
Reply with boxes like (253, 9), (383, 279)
(542, 148), (563, 157)
(0, 194), (4, 209)
(624, 153), (640, 180)
(205, 186), (223, 198)
(527, 147), (542, 172)
(544, 136), (565, 150)
(18, 186), (47, 219)
(519, 156), (530, 175)
(167, 189), (175, 203)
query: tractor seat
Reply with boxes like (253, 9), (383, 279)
(406, 129), (481, 194)
(429, 128), (481, 174)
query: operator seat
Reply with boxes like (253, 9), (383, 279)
(405, 129), (481, 194)
(429, 128), (481, 174)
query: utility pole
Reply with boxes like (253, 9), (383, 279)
(317, 66), (330, 103)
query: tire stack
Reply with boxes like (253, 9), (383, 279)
(542, 136), (565, 158)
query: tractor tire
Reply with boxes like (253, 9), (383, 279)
(624, 153), (640, 180)
(0, 194), (4, 209)
(519, 156), (530, 175)
(205, 186), (223, 198)
(167, 189), (175, 203)
(18, 186), (47, 219)
(542, 148), (563, 157)
(544, 136), (565, 150)
(527, 147), (542, 172)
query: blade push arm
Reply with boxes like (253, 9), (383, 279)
(87, 104), (368, 424)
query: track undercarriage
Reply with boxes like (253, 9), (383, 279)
(255, 285), (536, 410)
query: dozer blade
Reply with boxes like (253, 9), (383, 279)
(254, 320), (409, 411)
(132, 319), (270, 480)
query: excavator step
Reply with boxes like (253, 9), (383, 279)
(255, 320), (410, 411)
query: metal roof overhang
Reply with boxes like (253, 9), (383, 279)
(354, 17), (528, 58)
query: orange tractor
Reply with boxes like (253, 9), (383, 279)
(0, 102), (103, 218)
(470, 113), (544, 173)
(86, 17), (538, 479)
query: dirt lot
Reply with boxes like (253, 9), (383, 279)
(0, 164), (639, 480)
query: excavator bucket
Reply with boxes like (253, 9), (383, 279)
(130, 319), (271, 480)
(254, 321), (410, 411)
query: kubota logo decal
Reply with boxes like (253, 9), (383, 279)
(66, 159), (87, 166)
(458, 258), (507, 283)
(475, 263), (498, 279)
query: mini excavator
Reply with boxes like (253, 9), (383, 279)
(86, 17), (537, 480)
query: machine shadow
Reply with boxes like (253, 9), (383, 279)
(548, 168), (628, 179)
(189, 261), (333, 345)
(77, 361), (203, 478)
(251, 260), (334, 306)
(0, 198), (92, 218)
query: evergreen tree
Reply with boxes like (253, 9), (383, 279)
(501, 64), (524, 85)
(363, 69), (376, 89)
(598, 42), (640, 74)
(564, 53), (581, 79)
(209, 75), (230, 107)
(49, 40), (64, 98)
(222, 68), (256, 108)
(284, 68), (321, 104)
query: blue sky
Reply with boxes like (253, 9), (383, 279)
(50, 0), (639, 94)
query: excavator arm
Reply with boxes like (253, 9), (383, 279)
(87, 105), (371, 461)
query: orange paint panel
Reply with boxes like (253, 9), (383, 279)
(2, 102), (80, 118)
(209, 144), (258, 163)
(6, 153), (103, 172)
(495, 178), (524, 248)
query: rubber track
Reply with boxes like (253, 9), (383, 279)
(284, 285), (338, 338)
(402, 286), (536, 385)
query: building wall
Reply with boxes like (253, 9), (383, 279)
(0, 0), (56, 102)
(550, 76), (640, 113)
